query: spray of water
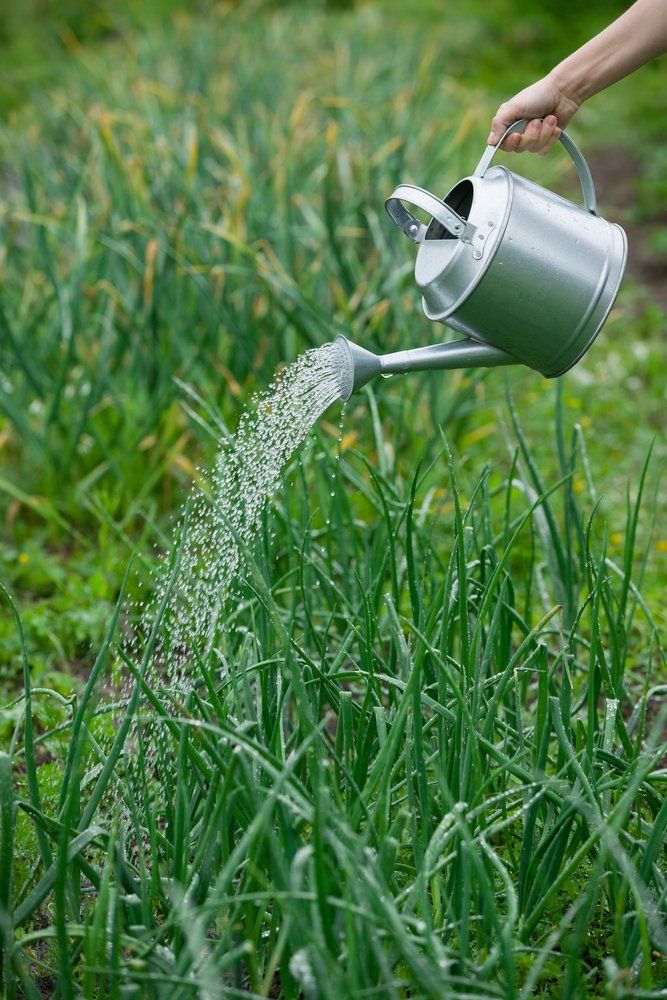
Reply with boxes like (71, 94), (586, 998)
(124, 340), (349, 711)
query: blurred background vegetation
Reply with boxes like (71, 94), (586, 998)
(0, 2), (666, 993)
(0, 0), (637, 115)
(0, 0), (665, 711)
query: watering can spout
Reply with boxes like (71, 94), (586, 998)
(335, 334), (515, 400)
(335, 336), (382, 399)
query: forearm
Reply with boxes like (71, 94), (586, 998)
(550, 0), (667, 104)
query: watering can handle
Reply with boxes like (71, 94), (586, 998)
(473, 119), (598, 215)
(385, 184), (478, 244)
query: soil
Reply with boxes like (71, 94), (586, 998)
(586, 146), (667, 312)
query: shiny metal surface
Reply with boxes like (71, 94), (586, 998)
(335, 336), (381, 399)
(379, 338), (514, 375)
(415, 166), (511, 317)
(473, 119), (598, 214)
(385, 184), (477, 243)
(440, 169), (627, 376)
(380, 118), (627, 381)
(335, 335), (512, 399)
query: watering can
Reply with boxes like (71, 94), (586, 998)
(336, 119), (627, 399)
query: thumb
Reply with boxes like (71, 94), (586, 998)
(487, 123), (508, 146)
(487, 101), (521, 145)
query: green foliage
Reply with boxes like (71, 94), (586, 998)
(0, 0), (665, 994)
(0, 0), (220, 112)
(2, 417), (666, 995)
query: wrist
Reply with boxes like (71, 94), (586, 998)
(547, 64), (587, 108)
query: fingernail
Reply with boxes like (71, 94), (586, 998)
(487, 131), (496, 143)
(545, 115), (556, 126)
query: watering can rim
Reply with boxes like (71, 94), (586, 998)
(385, 118), (600, 248)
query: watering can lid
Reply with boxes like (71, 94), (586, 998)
(413, 167), (511, 321)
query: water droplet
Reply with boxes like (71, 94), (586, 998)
(119, 341), (348, 800)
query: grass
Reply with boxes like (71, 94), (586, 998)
(3, 412), (666, 996)
(0, 0), (666, 994)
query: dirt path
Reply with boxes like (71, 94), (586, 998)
(587, 146), (667, 312)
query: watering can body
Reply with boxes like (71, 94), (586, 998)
(336, 120), (627, 400)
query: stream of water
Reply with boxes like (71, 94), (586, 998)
(124, 339), (349, 714)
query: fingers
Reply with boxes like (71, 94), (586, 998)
(530, 116), (561, 153)
(487, 101), (521, 145)
(494, 115), (561, 154)
(500, 130), (523, 152)
(536, 127), (561, 156)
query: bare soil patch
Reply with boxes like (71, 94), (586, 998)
(587, 146), (667, 312)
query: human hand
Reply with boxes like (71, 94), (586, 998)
(487, 74), (581, 154)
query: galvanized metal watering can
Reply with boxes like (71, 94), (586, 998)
(336, 119), (627, 399)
